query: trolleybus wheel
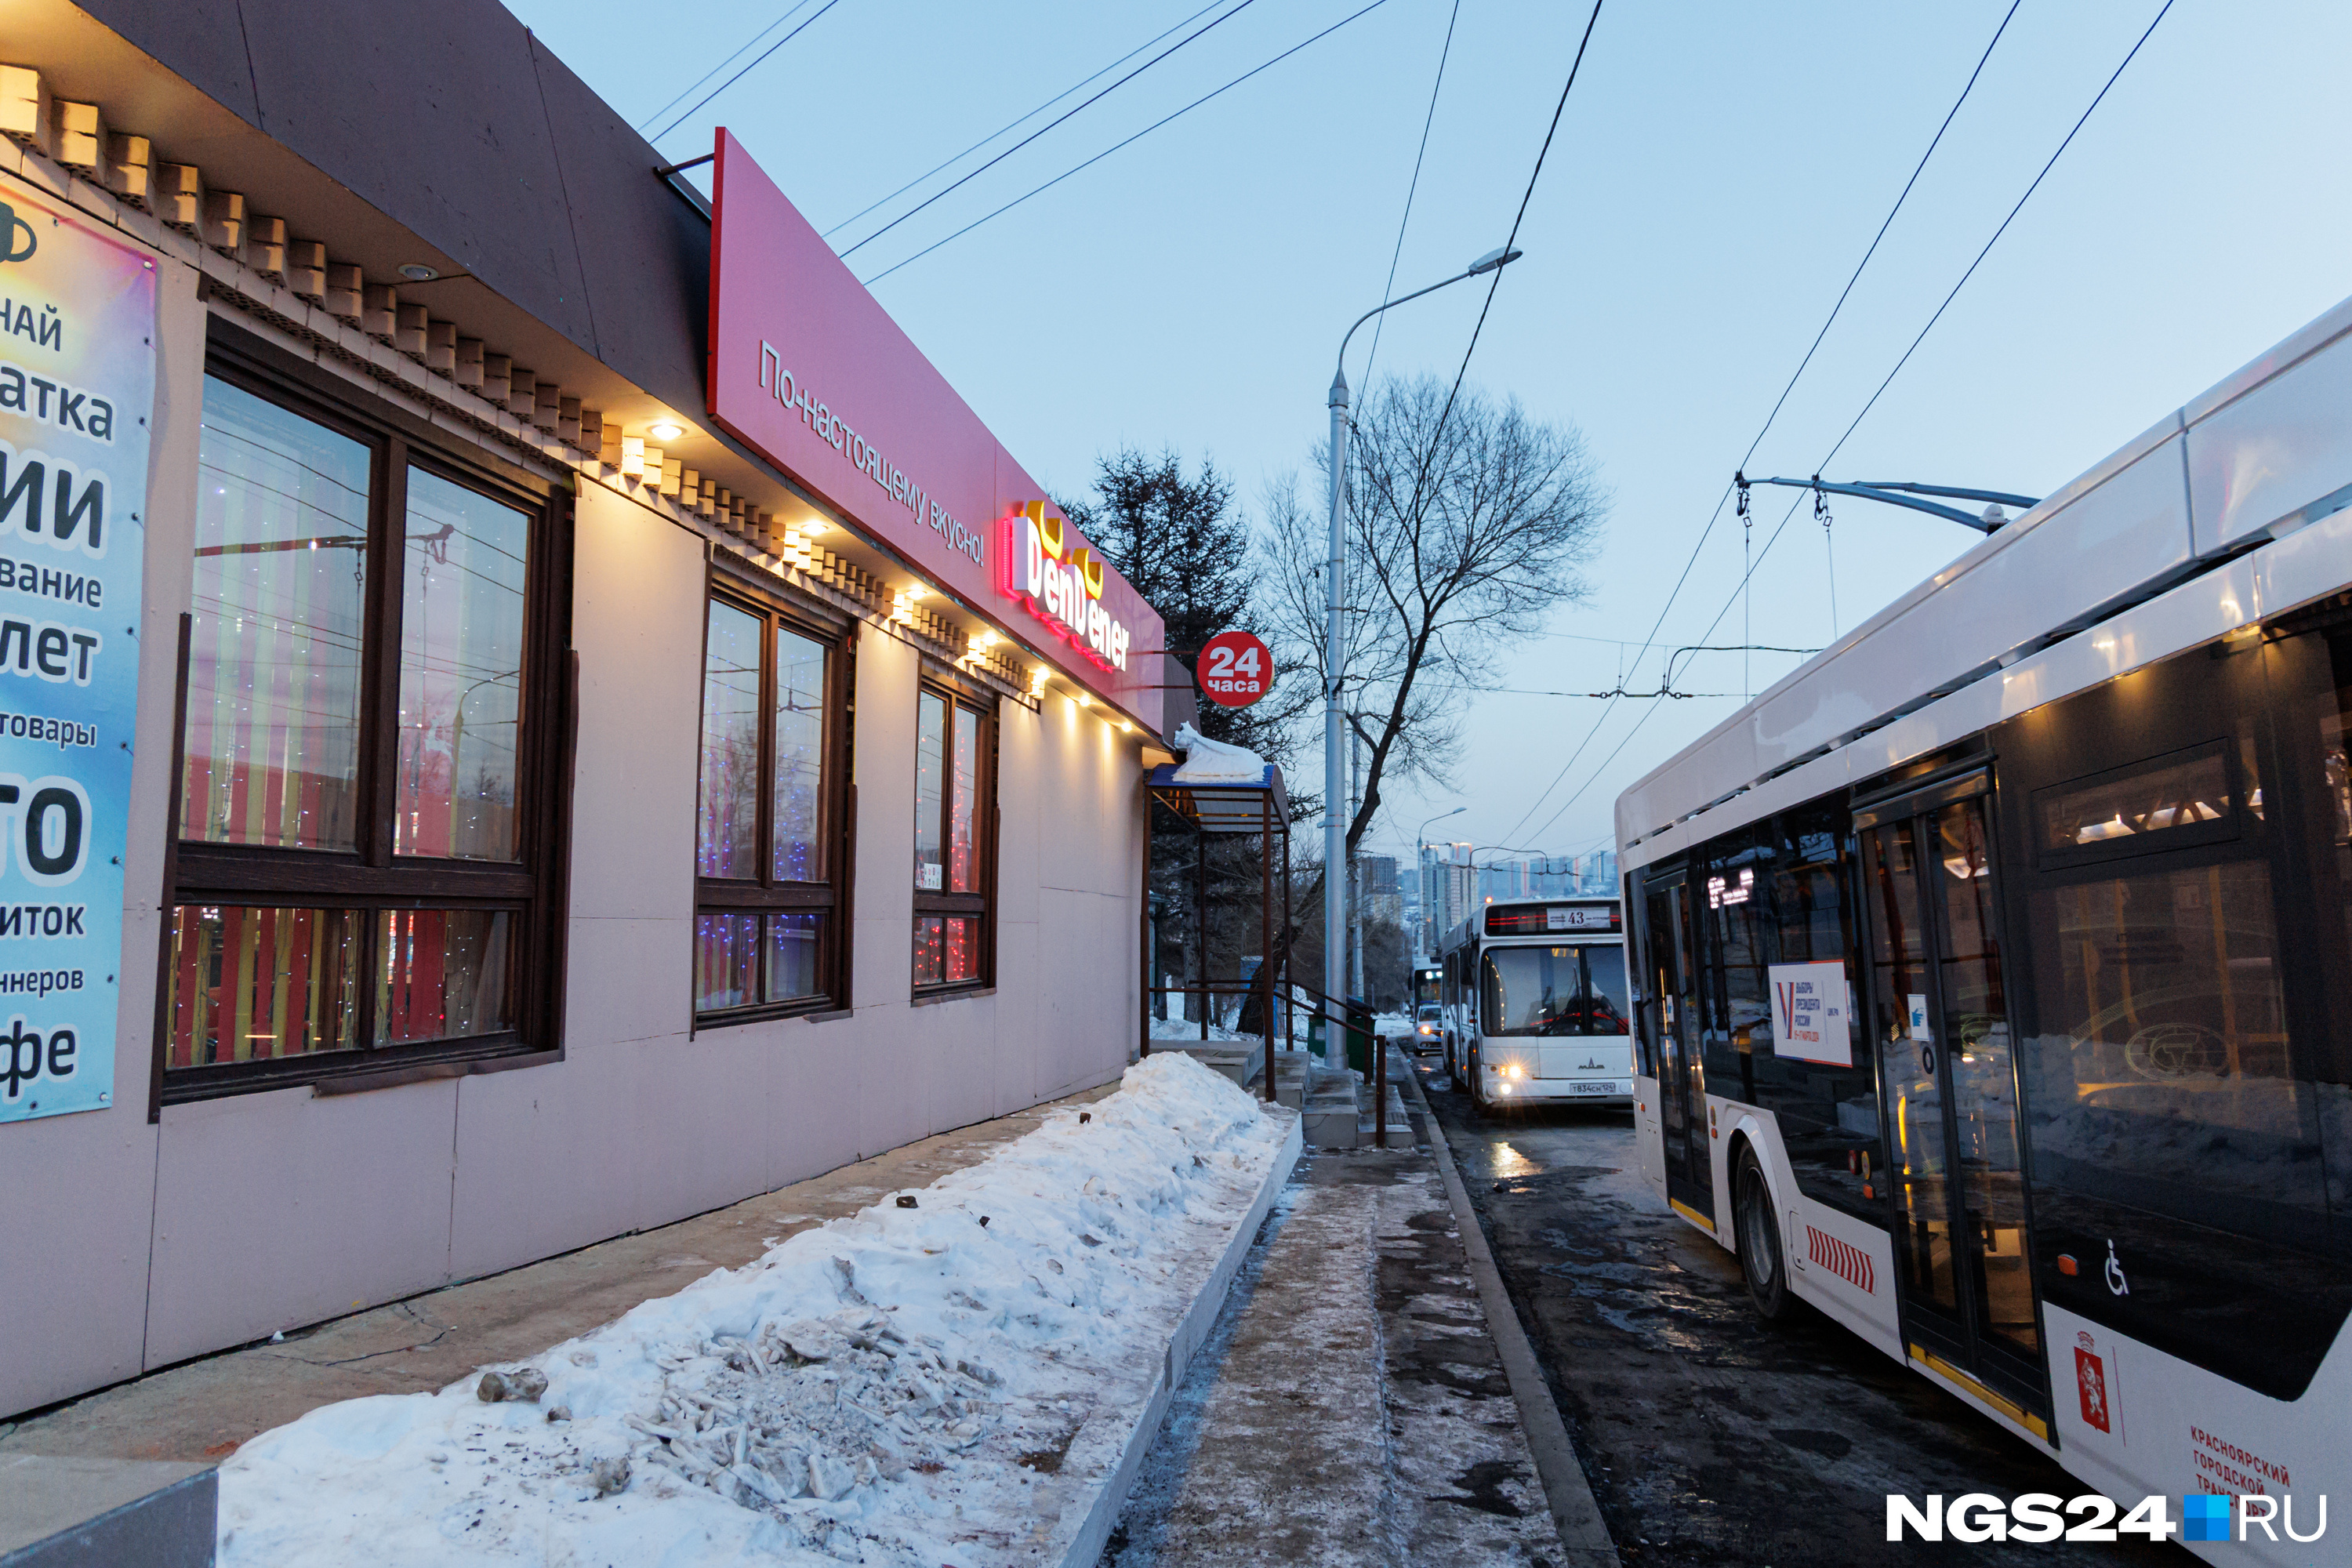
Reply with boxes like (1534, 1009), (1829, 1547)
(1734, 1145), (1791, 1323)
(1446, 1040), (1464, 1094)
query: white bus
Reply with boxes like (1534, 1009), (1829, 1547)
(1617, 292), (2352, 1555)
(1436, 898), (1633, 1110)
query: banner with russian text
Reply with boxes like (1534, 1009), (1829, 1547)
(0, 180), (155, 1123)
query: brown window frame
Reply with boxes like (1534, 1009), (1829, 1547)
(157, 321), (575, 1106)
(692, 570), (856, 1025)
(912, 663), (996, 995)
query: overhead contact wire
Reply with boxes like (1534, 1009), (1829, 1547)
(839, 0), (1264, 259)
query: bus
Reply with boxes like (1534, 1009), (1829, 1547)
(1436, 898), (1632, 1110)
(1616, 292), (2352, 1554)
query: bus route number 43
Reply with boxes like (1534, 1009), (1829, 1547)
(1198, 630), (1272, 709)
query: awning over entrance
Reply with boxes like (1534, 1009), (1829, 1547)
(1145, 764), (1290, 834)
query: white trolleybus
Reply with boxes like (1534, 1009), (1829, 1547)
(1617, 294), (2352, 1557)
(1436, 898), (1633, 1110)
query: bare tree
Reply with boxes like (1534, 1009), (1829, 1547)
(1263, 373), (1607, 856)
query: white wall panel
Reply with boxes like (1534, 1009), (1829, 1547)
(146, 1081), (459, 1366)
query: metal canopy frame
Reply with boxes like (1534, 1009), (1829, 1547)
(1142, 763), (1291, 1102)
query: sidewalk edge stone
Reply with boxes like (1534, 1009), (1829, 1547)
(1049, 1105), (1305, 1568)
(1403, 1063), (1624, 1568)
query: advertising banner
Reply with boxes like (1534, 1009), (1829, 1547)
(0, 182), (155, 1123)
(1767, 960), (1853, 1067)
(703, 130), (1163, 730)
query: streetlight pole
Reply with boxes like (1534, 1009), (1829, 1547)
(1323, 247), (1521, 1073)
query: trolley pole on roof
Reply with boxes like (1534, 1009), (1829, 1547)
(1325, 245), (1523, 1073)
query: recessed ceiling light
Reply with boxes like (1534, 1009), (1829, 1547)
(648, 420), (684, 441)
(906, 584), (929, 601)
(397, 263), (439, 281)
(801, 520), (830, 536)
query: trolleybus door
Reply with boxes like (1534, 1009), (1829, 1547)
(1643, 873), (1713, 1223)
(1860, 781), (2049, 1421)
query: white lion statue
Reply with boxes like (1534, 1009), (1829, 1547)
(1172, 721), (1268, 783)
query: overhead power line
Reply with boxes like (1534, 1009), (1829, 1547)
(637, 0), (823, 134)
(858, 0), (1397, 286)
(1359, 0), (1464, 394)
(1518, 0), (2178, 855)
(839, 0), (1264, 259)
(1490, 2), (2020, 851)
(648, 0), (848, 144)
(1686, 0), (2183, 681)
(822, 1), (1228, 240)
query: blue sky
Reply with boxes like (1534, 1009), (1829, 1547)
(510, 0), (2352, 866)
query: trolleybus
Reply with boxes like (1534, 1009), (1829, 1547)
(1617, 292), (2352, 1555)
(1436, 897), (1632, 1109)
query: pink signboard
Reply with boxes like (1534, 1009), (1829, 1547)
(706, 131), (1162, 729)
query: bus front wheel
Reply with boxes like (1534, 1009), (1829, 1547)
(1735, 1144), (1791, 1323)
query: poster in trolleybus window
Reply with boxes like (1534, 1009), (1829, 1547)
(0, 183), (155, 1124)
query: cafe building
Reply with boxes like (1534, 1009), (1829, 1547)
(0, 0), (1171, 1419)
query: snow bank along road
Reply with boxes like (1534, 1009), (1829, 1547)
(216, 1054), (1300, 1567)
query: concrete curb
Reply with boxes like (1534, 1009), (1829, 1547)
(1403, 1059), (1623, 1568)
(1047, 1105), (1305, 1568)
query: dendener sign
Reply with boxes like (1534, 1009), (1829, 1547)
(1005, 501), (1129, 671)
(704, 130), (1160, 724)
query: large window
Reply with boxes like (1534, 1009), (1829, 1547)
(165, 349), (568, 1098)
(912, 676), (993, 992)
(693, 586), (849, 1021)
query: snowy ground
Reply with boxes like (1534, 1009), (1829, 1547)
(216, 1054), (1290, 1567)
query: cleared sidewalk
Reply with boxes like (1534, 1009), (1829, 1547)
(1102, 1047), (1595, 1567)
(0, 1081), (1118, 1467)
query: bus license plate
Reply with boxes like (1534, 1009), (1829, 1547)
(1570, 1080), (1621, 1096)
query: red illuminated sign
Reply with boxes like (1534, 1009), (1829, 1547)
(704, 131), (1161, 725)
(1004, 501), (1131, 671)
(1196, 630), (1270, 706)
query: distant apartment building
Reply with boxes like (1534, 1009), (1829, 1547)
(1418, 841), (1476, 956)
(1360, 854), (1404, 930)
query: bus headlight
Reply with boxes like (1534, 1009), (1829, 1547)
(1505, 1062), (1526, 1080)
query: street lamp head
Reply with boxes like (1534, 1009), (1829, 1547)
(1468, 247), (1523, 276)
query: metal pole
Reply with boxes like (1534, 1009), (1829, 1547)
(1323, 368), (1349, 1075)
(1261, 792), (1274, 1102)
(1282, 828), (1293, 1082)
(1196, 829), (1209, 1043)
(1348, 726), (1363, 1005)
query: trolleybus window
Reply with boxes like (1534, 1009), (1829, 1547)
(1664, 800), (1881, 1222)
(1996, 627), (2347, 1400)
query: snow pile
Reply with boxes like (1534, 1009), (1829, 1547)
(1147, 1014), (1252, 1043)
(216, 1053), (1287, 1567)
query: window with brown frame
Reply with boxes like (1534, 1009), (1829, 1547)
(693, 579), (852, 1022)
(162, 334), (571, 1101)
(912, 672), (994, 992)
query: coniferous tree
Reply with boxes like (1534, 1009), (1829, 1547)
(1065, 449), (1310, 1032)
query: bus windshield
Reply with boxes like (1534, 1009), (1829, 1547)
(1481, 945), (1631, 1036)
